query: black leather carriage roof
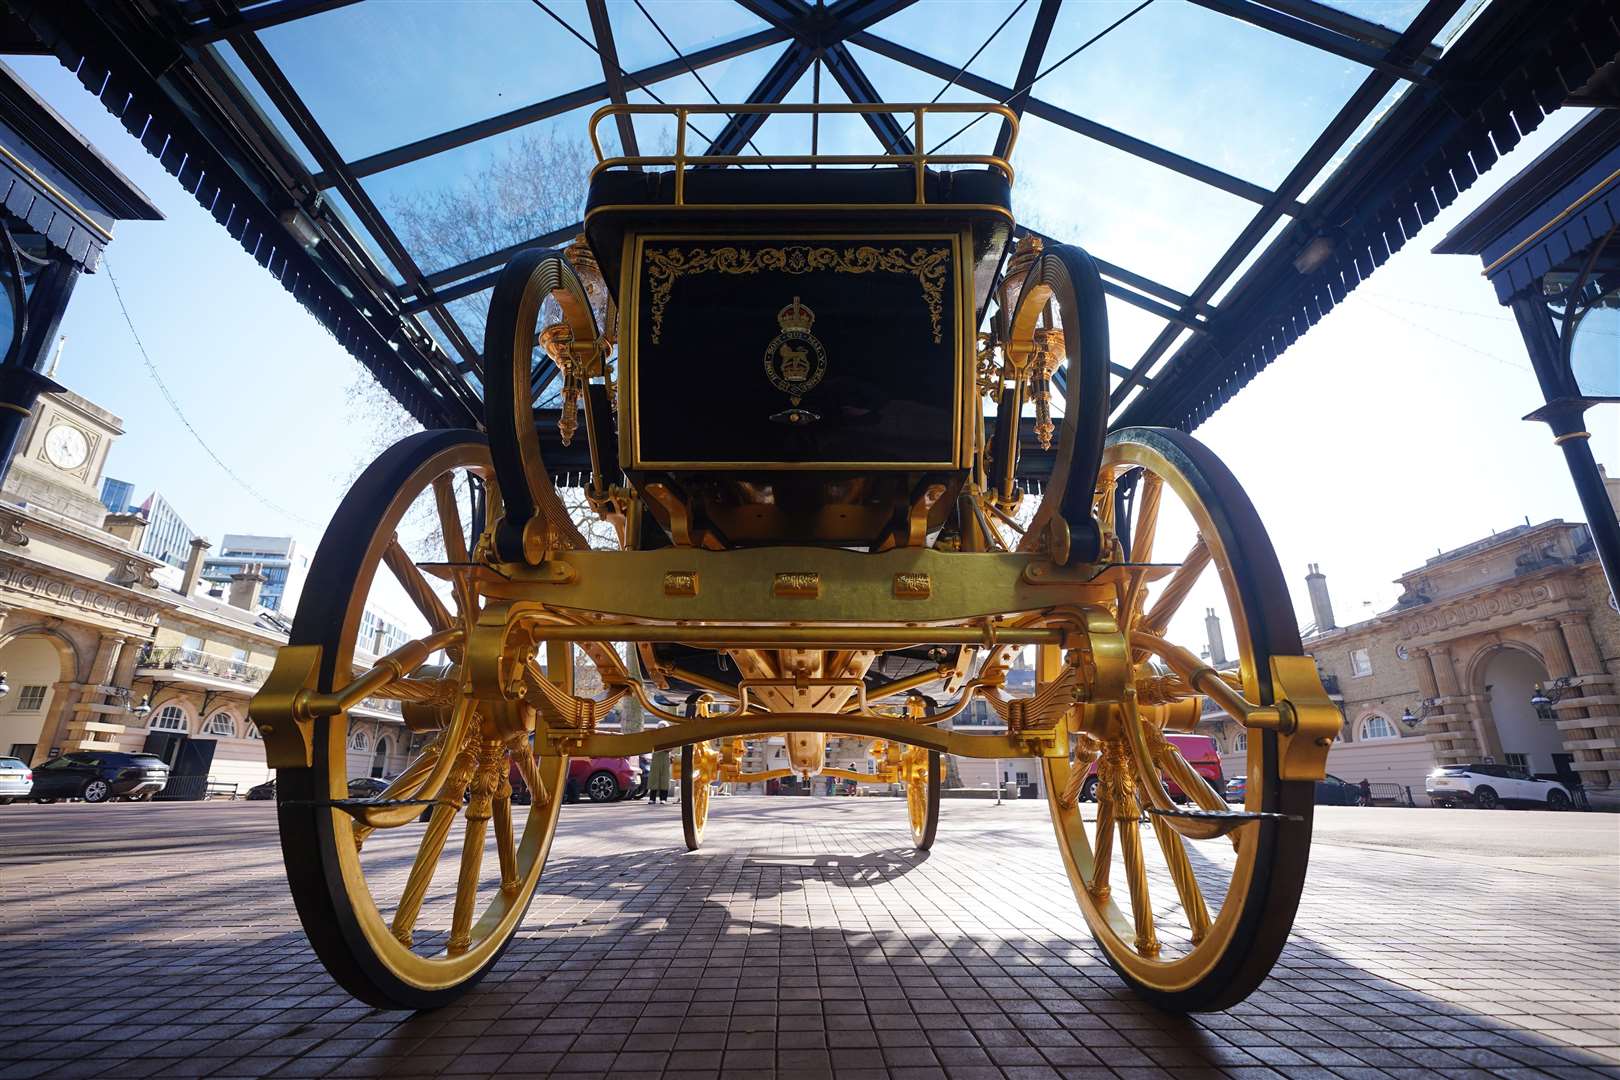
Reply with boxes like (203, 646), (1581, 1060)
(584, 166), (1013, 319)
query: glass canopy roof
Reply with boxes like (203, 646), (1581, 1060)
(20, 0), (1612, 439)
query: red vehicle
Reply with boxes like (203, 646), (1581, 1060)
(1079, 732), (1224, 804)
(510, 756), (638, 804)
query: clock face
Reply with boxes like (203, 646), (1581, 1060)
(43, 423), (90, 470)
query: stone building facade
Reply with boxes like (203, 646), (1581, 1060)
(1203, 507), (1620, 804)
(0, 384), (411, 792)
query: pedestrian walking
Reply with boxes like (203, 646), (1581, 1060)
(1358, 778), (1373, 807)
(648, 747), (671, 805)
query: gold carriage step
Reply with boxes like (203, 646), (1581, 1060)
(1145, 805), (1300, 838)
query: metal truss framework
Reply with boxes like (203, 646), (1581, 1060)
(4, 0), (1617, 437)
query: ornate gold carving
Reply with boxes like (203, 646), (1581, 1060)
(773, 572), (821, 599)
(642, 243), (950, 345)
(664, 571), (698, 598)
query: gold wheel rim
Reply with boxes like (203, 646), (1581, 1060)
(1043, 436), (1266, 996)
(317, 441), (566, 993)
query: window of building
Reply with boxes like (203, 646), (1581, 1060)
(15, 685), (47, 711)
(205, 712), (236, 737)
(245, 722), (262, 740)
(1349, 648), (1373, 677)
(1233, 732), (1248, 753)
(182, 635), (204, 655)
(350, 729), (369, 751)
(1504, 753), (1529, 770)
(9, 742), (34, 760)
(151, 705), (187, 732)
(1359, 714), (1397, 741)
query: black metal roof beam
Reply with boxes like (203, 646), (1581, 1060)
(995, 0), (1060, 160)
(225, 30), (485, 385)
(184, 0), (361, 44)
(850, 32), (1299, 212)
(699, 42), (815, 159)
(1187, 0), (1433, 82)
(1261, 0), (1443, 58)
(820, 43), (913, 153)
(315, 27), (789, 185)
(1108, 0), (1467, 412)
(584, 0), (639, 161)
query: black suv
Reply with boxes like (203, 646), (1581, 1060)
(29, 751), (170, 803)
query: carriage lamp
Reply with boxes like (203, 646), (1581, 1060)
(0, 671), (8, 699)
(132, 694), (152, 718)
(1400, 698), (1438, 727)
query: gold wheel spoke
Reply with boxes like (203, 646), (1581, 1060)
(1150, 815), (1211, 945)
(432, 473), (469, 563)
(512, 745), (551, 808)
(493, 793), (519, 896)
(1089, 769), (1115, 901)
(1116, 805), (1159, 957)
(449, 739), (506, 954)
(383, 537), (454, 632)
(391, 742), (478, 946)
(1129, 473), (1163, 564)
(354, 742), (442, 847)
(1139, 537), (1212, 639)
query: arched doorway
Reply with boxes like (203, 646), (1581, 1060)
(1478, 647), (1565, 774)
(0, 630), (79, 763)
(371, 736), (390, 778)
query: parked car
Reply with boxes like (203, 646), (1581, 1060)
(566, 757), (638, 803)
(0, 756), (32, 804)
(1225, 775), (1246, 803)
(28, 751), (170, 803)
(347, 776), (391, 799)
(1427, 763), (1573, 809)
(1315, 774), (1362, 805)
(1080, 732), (1223, 803)
(246, 777), (277, 800)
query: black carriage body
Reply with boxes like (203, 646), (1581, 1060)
(624, 233), (967, 470)
(584, 167), (1013, 547)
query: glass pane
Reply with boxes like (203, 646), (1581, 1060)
(610, 2), (770, 72)
(865, 0), (1045, 87)
(362, 104), (601, 278)
(258, 0), (603, 161)
(845, 45), (1001, 160)
(1035, 1), (1371, 191)
(1013, 115), (1259, 295)
(1570, 284), (1620, 397)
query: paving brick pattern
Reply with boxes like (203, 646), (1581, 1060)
(0, 798), (1615, 1079)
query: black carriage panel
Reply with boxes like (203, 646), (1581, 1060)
(624, 234), (966, 470)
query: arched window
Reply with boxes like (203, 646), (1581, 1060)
(244, 721), (263, 740)
(1233, 731), (1248, 753)
(370, 736), (390, 778)
(205, 712), (236, 737)
(350, 729), (369, 751)
(1359, 714), (1397, 741)
(150, 705), (188, 732)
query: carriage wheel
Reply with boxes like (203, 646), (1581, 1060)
(905, 749), (941, 851)
(681, 741), (717, 851)
(1042, 426), (1315, 1012)
(276, 430), (569, 1010)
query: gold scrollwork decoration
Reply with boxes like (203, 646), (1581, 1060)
(643, 244), (951, 345)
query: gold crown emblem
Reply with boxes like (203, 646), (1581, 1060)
(777, 296), (815, 333)
(778, 343), (812, 381)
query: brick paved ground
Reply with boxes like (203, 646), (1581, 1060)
(0, 797), (1616, 1079)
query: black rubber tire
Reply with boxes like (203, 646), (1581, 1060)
(1475, 786), (1500, 810)
(1097, 427), (1316, 1013)
(681, 744), (702, 851)
(0, 797), (12, 806)
(277, 429), (544, 1011)
(912, 750), (941, 851)
(81, 779), (111, 804)
(1079, 775), (1099, 803)
(584, 771), (620, 803)
(1548, 789), (1571, 810)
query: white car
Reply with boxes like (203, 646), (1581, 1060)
(1427, 763), (1573, 810)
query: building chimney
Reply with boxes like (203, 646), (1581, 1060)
(229, 562), (266, 610)
(181, 536), (212, 596)
(1204, 608), (1228, 667)
(102, 511), (148, 548)
(1305, 563), (1336, 630)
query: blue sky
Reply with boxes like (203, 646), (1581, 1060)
(6, 0), (1616, 643)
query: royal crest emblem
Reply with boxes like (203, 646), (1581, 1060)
(763, 296), (828, 406)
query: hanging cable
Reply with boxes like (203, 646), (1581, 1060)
(103, 258), (320, 528)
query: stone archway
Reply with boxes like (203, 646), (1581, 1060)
(371, 736), (390, 778)
(0, 627), (81, 762)
(1471, 644), (1566, 774)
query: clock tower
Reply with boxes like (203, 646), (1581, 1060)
(0, 387), (125, 526)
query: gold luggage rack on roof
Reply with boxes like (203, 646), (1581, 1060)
(587, 102), (1019, 205)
